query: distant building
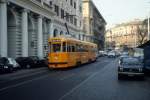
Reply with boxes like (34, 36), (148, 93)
(105, 19), (148, 50)
(82, 0), (107, 50)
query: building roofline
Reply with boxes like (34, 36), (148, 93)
(83, 0), (107, 24)
(90, 1), (107, 24)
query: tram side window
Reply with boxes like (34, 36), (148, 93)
(67, 45), (72, 52)
(80, 45), (84, 52)
(52, 44), (61, 52)
(76, 45), (79, 52)
(63, 42), (66, 52)
(72, 46), (75, 52)
(49, 42), (51, 52)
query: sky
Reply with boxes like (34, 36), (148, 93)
(93, 0), (150, 28)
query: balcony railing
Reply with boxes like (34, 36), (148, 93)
(31, 0), (53, 10)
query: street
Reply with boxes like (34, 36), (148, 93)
(0, 57), (150, 100)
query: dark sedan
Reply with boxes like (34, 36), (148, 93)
(0, 57), (14, 73)
(118, 57), (144, 79)
(15, 56), (47, 68)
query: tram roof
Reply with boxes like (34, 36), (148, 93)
(49, 36), (97, 46)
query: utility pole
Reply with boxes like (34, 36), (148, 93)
(147, 1), (150, 40)
(148, 13), (150, 40)
(63, 14), (76, 37)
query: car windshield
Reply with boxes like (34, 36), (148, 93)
(8, 58), (13, 64)
(122, 57), (141, 65)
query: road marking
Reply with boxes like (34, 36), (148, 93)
(58, 72), (99, 100)
(0, 70), (48, 84)
(0, 67), (47, 79)
(58, 60), (115, 100)
(11, 70), (48, 80)
(0, 74), (50, 92)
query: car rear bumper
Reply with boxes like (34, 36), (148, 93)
(118, 72), (144, 76)
(0, 67), (10, 72)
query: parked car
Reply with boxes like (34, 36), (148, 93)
(0, 57), (17, 73)
(99, 51), (105, 57)
(107, 51), (116, 58)
(103, 51), (108, 56)
(121, 52), (129, 56)
(15, 56), (47, 68)
(8, 58), (20, 70)
(118, 57), (144, 79)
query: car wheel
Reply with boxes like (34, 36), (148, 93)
(139, 75), (145, 80)
(9, 67), (13, 73)
(26, 64), (31, 69)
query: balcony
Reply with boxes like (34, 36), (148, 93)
(31, 0), (53, 10)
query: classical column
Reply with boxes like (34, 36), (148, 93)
(22, 9), (28, 57)
(49, 20), (54, 38)
(37, 15), (43, 58)
(0, 0), (7, 57)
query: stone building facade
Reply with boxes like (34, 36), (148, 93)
(0, 0), (56, 58)
(105, 19), (147, 50)
(0, 0), (83, 58)
(82, 0), (106, 50)
(48, 0), (83, 39)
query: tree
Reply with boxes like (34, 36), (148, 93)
(137, 19), (149, 45)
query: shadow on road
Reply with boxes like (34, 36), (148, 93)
(118, 76), (145, 81)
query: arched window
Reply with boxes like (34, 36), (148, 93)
(65, 32), (68, 35)
(60, 31), (63, 35)
(53, 29), (58, 37)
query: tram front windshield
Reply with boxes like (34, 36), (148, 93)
(52, 44), (61, 52)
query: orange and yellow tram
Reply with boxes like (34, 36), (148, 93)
(48, 37), (97, 69)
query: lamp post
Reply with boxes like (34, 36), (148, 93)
(148, 12), (150, 40)
(63, 14), (76, 36)
(147, 2), (150, 40)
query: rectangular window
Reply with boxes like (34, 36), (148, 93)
(49, 1), (52, 5)
(63, 42), (66, 52)
(74, 2), (76, 9)
(70, 0), (73, 6)
(70, 16), (73, 24)
(61, 9), (64, 19)
(67, 46), (72, 52)
(72, 46), (75, 52)
(79, 5), (82, 13)
(74, 18), (77, 26)
(49, 42), (51, 52)
(54, 5), (59, 16)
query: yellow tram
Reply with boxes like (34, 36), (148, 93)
(48, 37), (97, 69)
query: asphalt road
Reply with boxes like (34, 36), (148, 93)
(0, 57), (150, 100)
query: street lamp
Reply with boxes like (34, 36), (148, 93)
(148, 12), (150, 40)
(147, 2), (150, 40)
(63, 14), (76, 36)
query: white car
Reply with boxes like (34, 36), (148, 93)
(8, 58), (20, 69)
(107, 51), (116, 58)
